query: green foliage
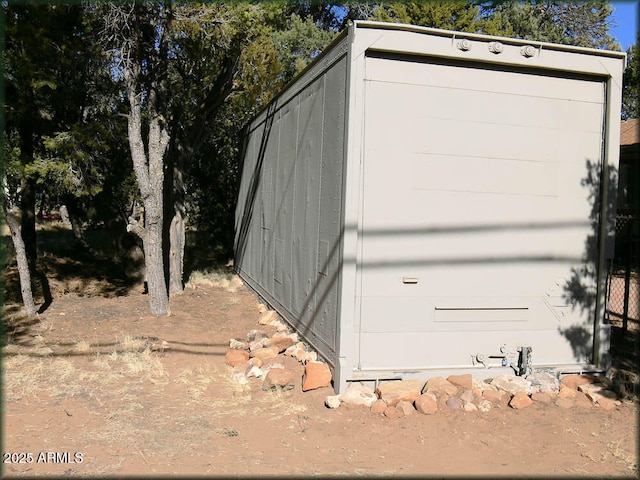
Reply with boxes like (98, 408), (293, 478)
(272, 13), (338, 80)
(477, 1), (619, 49)
(622, 39), (639, 120)
(368, 1), (483, 33)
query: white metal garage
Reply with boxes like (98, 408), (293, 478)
(235, 21), (626, 393)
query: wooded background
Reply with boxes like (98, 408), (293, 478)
(3, 1), (638, 316)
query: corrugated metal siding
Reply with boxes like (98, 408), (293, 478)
(235, 52), (348, 363)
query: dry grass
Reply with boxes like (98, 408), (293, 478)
(185, 269), (243, 293)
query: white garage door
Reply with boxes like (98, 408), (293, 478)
(359, 54), (606, 371)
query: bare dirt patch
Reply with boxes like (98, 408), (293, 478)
(2, 280), (638, 478)
(2, 224), (638, 477)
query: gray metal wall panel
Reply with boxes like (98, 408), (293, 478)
(314, 58), (347, 355)
(235, 51), (348, 366)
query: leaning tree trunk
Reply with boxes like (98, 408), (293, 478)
(4, 206), (37, 316)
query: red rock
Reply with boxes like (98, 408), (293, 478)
(258, 310), (278, 325)
(424, 377), (458, 396)
(483, 389), (508, 405)
(509, 391), (533, 409)
(447, 374), (473, 391)
(383, 405), (403, 418)
(267, 336), (295, 353)
(262, 368), (295, 390)
(249, 346), (280, 362)
(302, 361), (332, 391)
(561, 374), (603, 390)
(414, 393), (438, 415)
(370, 399), (387, 414)
(574, 391), (594, 409)
(597, 396), (618, 411)
(376, 379), (424, 407)
(396, 400), (415, 416)
(531, 391), (553, 403)
(558, 385), (577, 398)
(226, 349), (249, 366)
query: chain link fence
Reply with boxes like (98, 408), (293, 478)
(606, 214), (639, 398)
(607, 215), (640, 331)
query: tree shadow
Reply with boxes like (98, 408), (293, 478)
(560, 158), (618, 363)
(3, 224), (142, 309)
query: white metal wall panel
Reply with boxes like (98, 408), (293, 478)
(358, 54), (606, 369)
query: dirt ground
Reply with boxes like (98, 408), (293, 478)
(1, 224), (639, 478)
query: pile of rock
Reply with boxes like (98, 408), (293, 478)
(325, 372), (622, 417)
(225, 306), (333, 392)
(226, 304), (623, 416)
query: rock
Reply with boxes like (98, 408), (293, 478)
(447, 374), (473, 391)
(302, 361), (332, 391)
(325, 395), (341, 409)
(285, 342), (304, 357)
(295, 346), (308, 362)
(258, 310), (278, 325)
(396, 400), (415, 416)
(376, 379), (424, 407)
(226, 349), (250, 366)
(300, 351), (318, 364)
(527, 371), (560, 393)
(371, 399), (388, 414)
(556, 397), (574, 409)
(246, 365), (264, 378)
(249, 338), (270, 351)
(414, 393), (438, 415)
(267, 336), (295, 353)
(249, 357), (263, 368)
(561, 374), (606, 390)
(262, 361), (285, 371)
(531, 391), (553, 403)
(446, 397), (463, 410)
(477, 400), (492, 412)
(463, 402), (478, 412)
(482, 389), (508, 405)
(558, 385), (577, 398)
(424, 377), (458, 396)
(459, 390), (475, 403)
(597, 396), (618, 411)
(473, 379), (496, 392)
(270, 319), (290, 332)
(578, 383), (618, 404)
(246, 329), (269, 342)
(509, 391), (533, 409)
(229, 338), (249, 350)
(250, 346), (280, 362)
(257, 303), (268, 314)
(262, 368), (295, 391)
(490, 374), (533, 395)
(341, 383), (378, 407)
(574, 391), (594, 409)
(383, 405), (404, 418)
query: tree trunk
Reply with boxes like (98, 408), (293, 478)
(167, 160), (186, 296)
(168, 207), (185, 296)
(5, 208), (37, 316)
(124, 64), (171, 316)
